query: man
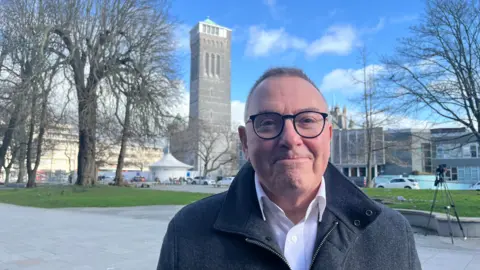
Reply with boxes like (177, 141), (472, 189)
(157, 67), (422, 270)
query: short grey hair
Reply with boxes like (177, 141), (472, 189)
(244, 67), (328, 122)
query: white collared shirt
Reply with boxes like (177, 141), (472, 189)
(255, 174), (327, 270)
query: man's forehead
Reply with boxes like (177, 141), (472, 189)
(249, 76), (326, 110)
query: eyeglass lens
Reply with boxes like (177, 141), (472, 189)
(253, 112), (325, 139)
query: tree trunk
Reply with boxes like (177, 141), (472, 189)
(4, 167), (10, 184)
(76, 87), (97, 186)
(25, 90), (49, 189)
(0, 104), (21, 171)
(26, 170), (36, 188)
(114, 98), (132, 186)
(16, 122), (27, 183)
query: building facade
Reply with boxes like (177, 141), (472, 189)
(330, 127), (385, 178)
(188, 18), (231, 127)
(171, 18), (234, 177)
(381, 129), (433, 175)
(430, 128), (480, 184)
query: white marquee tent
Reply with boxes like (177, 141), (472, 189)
(149, 149), (193, 183)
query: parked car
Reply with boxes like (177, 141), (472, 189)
(469, 181), (480, 191)
(98, 176), (115, 185)
(376, 178), (420, 189)
(348, 176), (366, 187)
(215, 177), (234, 187)
(191, 176), (215, 185)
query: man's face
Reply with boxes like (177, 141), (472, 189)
(239, 76), (332, 195)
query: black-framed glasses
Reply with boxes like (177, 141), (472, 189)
(247, 111), (329, 140)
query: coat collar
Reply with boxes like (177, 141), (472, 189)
(213, 162), (382, 247)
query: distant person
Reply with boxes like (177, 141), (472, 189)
(157, 67), (421, 270)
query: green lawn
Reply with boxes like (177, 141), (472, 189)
(0, 185), (479, 217)
(363, 188), (480, 217)
(0, 185), (211, 208)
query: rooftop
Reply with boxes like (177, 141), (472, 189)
(203, 17), (217, 26)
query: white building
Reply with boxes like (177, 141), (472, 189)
(149, 149), (193, 183)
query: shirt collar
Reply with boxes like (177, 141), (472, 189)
(254, 173), (327, 222)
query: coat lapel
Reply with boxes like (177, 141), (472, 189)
(213, 162), (283, 254)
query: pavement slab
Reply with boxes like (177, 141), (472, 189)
(1, 202), (479, 269)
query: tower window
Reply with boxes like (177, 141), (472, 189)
(211, 54), (215, 75)
(216, 54), (220, 76)
(205, 53), (209, 75)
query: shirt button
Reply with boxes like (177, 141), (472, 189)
(291, 235), (298, 243)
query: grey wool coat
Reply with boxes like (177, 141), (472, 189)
(157, 162), (422, 270)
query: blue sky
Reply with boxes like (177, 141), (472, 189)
(170, 0), (426, 126)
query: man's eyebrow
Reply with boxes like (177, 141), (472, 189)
(253, 107), (326, 115)
(295, 107), (324, 113)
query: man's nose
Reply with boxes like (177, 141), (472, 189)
(278, 119), (302, 147)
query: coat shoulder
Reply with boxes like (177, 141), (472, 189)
(376, 202), (410, 227)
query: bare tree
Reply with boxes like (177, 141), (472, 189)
(379, 0), (480, 143)
(0, 0), (54, 178)
(101, 1), (180, 185)
(346, 47), (393, 186)
(2, 140), (19, 184)
(189, 119), (237, 177)
(25, 63), (61, 188)
(41, 0), (175, 185)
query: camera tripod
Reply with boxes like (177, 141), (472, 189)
(424, 179), (467, 244)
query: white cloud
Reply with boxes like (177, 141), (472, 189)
(389, 15), (418, 24)
(344, 107), (461, 131)
(174, 23), (191, 51)
(231, 100), (246, 126)
(263, 0), (276, 8)
(320, 64), (384, 94)
(368, 17), (386, 33)
(245, 25), (357, 58)
(245, 26), (308, 57)
(262, 0), (286, 21)
(306, 25), (357, 57)
(171, 81), (189, 117)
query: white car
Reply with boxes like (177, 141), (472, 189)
(376, 178), (420, 189)
(191, 177), (215, 185)
(469, 182), (480, 191)
(215, 177), (234, 187)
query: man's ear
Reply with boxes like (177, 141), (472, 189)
(238, 125), (249, 159)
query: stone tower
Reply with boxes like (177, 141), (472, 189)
(189, 18), (232, 128)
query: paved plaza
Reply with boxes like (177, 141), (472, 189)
(1, 202), (480, 270)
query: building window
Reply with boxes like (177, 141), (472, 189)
(472, 167), (479, 181)
(470, 144), (477, 157)
(215, 27), (219, 35)
(211, 54), (215, 75)
(203, 25), (206, 33)
(436, 145), (444, 159)
(216, 55), (220, 76)
(205, 53), (209, 75)
(451, 167), (458, 181)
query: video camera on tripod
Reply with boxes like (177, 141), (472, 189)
(434, 164), (448, 186)
(426, 163), (467, 243)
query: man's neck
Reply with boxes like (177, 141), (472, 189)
(263, 186), (320, 224)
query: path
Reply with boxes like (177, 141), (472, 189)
(1, 203), (479, 270)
